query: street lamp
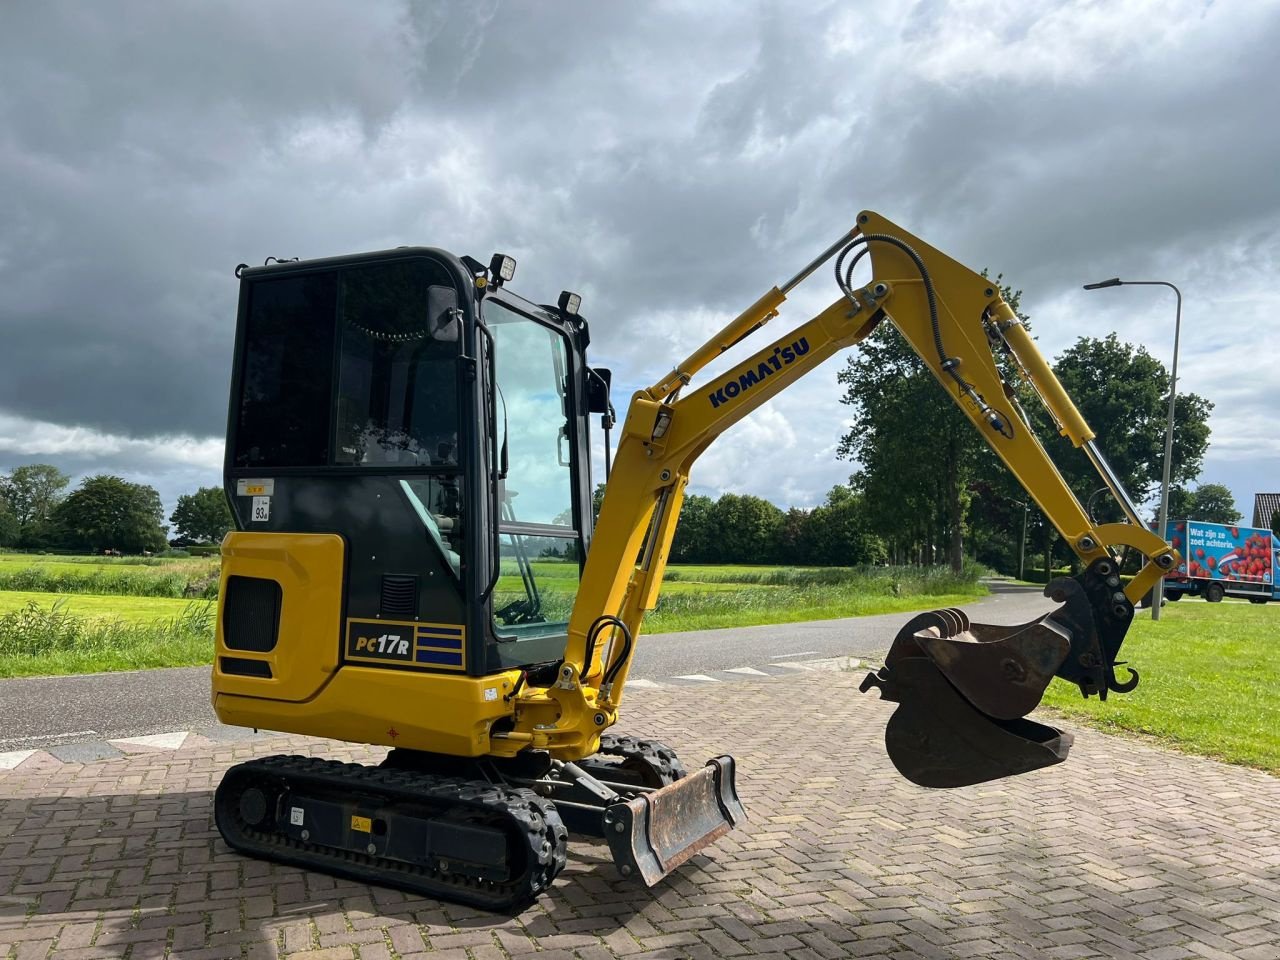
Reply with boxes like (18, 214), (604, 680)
(1082, 277), (1183, 621)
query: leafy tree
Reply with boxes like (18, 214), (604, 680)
(838, 275), (1025, 571)
(774, 507), (810, 565)
(1165, 483), (1241, 525)
(170, 486), (234, 543)
(707, 493), (784, 564)
(802, 485), (885, 565)
(1050, 334), (1211, 507)
(1, 464), (70, 528)
(52, 475), (168, 553)
(0, 500), (19, 548)
(1272, 509), (1280, 537)
(670, 494), (716, 563)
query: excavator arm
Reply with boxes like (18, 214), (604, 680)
(511, 210), (1177, 789)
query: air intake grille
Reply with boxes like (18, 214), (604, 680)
(222, 575), (282, 653)
(380, 574), (419, 619)
(220, 656), (272, 678)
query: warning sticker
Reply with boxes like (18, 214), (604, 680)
(237, 478), (275, 496)
(290, 807), (304, 826)
(350, 815), (372, 833)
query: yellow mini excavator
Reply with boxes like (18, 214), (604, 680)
(212, 211), (1177, 909)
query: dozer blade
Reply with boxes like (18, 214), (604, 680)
(604, 756), (746, 885)
(862, 607), (1075, 788)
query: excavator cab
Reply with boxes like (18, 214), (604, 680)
(220, 249), (598, 690)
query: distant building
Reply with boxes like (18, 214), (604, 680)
(1253, 493), (1280, 530)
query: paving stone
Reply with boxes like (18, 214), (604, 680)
(2, 672), (1280, 958)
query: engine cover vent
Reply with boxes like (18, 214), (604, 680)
(222, 575), (282, 653)
(380, 574), (419, 620)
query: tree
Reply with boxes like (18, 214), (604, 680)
(838, 274), (1026, 571)
(52, 475), (168, 554)
(707, 493), (784, 564)
(170, 486), (234, 543)
(670, 494), (716, 563)
(1272, 509), (1280, 537)
(1, 463), (70, 528)
(802, 485), (885, 565)
(0, 500), (19, 548)
(1050, 334), (1212, 507)
(1165, 483), (1241, 525)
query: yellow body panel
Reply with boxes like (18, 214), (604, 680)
(214, 665), (522, 757)
(214, 530), (525, 756)
(214, 531), (346, 703)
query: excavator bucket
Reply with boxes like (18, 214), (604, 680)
(603, 757), (745, 885)
(861, 608), (1075, 788)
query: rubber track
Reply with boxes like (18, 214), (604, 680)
(593, 733), (688, 785)
(215, 754), (568, 912)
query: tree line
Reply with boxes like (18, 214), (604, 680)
(0, 467), (231, 553)
(651, 485), (886, 566)
(835, 279), (1230, 576)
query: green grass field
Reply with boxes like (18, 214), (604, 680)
(0, 599), (212, 677)
(0, 554), (986, 678)
(0, 552), (219, 598)
(1041, 600), (1280, 772)
(0, 590), (197, 622)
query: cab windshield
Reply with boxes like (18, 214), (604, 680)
(484, 298), (581, 664)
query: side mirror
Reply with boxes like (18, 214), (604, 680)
(587, 367), (612, 414)
(426, 285), (460, 341)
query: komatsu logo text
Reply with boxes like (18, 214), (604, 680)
(707, 338), (810, 409)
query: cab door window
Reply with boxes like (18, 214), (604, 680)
(484, 299), (581, 663)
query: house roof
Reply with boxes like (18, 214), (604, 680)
(1253, 493), (1280, 529)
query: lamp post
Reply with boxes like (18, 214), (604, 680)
(1082, 277), (1183, 621)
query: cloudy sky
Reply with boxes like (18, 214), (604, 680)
(2, 0), (1277, 525)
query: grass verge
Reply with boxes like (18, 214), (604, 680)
(0, 590), (199, 622)
(0, 563), (987, 678)
(0, 600), (214, 678)
(1040, 601), (1280, 773)
(0, 561), (219, 598)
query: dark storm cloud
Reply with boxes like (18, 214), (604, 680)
(1, 0), (1278, 512)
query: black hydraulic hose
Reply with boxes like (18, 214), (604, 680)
(837, 233), (1015, 440)
(583, 614), (633, 684)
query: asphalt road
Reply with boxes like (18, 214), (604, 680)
(0, 581), (1056, 752)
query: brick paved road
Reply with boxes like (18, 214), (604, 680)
(3, 671), (1280, 959)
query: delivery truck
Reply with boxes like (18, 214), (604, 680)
(1163, 519), (1280, 603)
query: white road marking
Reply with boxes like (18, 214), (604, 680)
(110, 732), (190, 750)
(771, 661), (818, 671)
(626, 678), (664, 689)
(771, 651), (817, 658)
(0, 750), (37, 770)
(674, 674), (721, 682)
(724, 666), (770, 676)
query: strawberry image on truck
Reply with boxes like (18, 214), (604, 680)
(1163, 519), (1280, 604)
